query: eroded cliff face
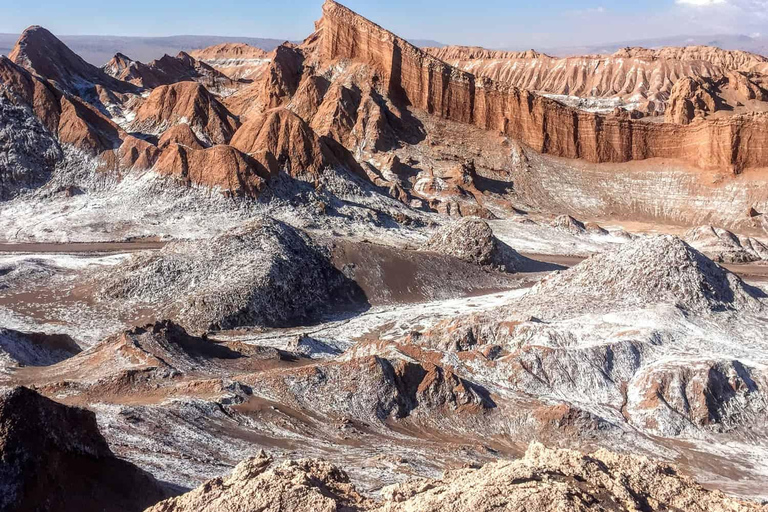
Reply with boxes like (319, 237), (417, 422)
(426, 44), (768, 113)
(317, 0), (768, 173)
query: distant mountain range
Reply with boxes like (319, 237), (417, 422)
(0, 33), (293, 65)
(0, 33), (446, 66)
(532, 34), (768, 57)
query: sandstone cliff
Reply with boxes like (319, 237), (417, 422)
(189, 43), (271, 81)
(317, 0), (768, 172)
(427, 44), (768, 112)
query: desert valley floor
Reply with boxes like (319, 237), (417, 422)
(2, 1), (768, 511)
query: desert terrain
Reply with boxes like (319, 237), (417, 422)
(1, 1), (768, 510)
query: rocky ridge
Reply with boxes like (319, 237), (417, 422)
(96, 217), (365, 332)
(144, 443), (767, 511)
(0, 386), (173, 512)
(317, 0), (768, 173)
(427, 44), (768, 115)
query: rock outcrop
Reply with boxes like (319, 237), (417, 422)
(144, 443), (767, 512)
(104, 51), (236, 91)
(189, 43), (271, 81)
(97, 217), (365, 332)
(130, 81), (240, 145)
(0, 386), (172, 512)
(246, 355), (494, 425)
(9, 26), (139, 97)
(317, 0), (768, 173)
(230, 107), (353, 177)
(422, 217), (518, 271)
(665, 73), (768, 124)
(685, 225), (768, 262)
(145, 451), (371, 512)
(152, 143), (266, 195)
(427, 44), (768, 115)
(527, 235), (762, 313)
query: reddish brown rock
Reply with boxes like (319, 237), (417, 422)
(104, 51), (235, 91)
(230, 107), (342, 177)
(131, 81), (239, 145)
(427, 45), (768, 112)
(0, 56), (61, 132)
(317, 0), (768, 173)
(153, 143), (267, 196)
(157, 123), (205, 150)
(9, 25), (139, 97)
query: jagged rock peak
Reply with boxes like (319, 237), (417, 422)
(9, 25), (138, 95)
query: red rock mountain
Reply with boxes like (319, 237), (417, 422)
(426, 44), (768, 114)
(189, 43), (272, 81)
(9, 26), (139, 97)
(131, 81), (240, 145)
(4, 0), (768, 205)
(315, 0), (768, 173)
(104, 51), (235, 91)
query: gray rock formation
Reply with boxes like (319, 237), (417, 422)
(422, 217), (519, 272)
(97, 217), (366, 332)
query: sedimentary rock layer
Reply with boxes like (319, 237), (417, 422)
(318, 0), (768, 172)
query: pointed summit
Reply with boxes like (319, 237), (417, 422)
(9, 25), (139, 96)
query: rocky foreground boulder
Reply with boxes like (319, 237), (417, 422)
(144, 444), (766, 512)
(421, 217), (519, 272)
(97, 217), (366, 332)
(0, 386), (172, 512)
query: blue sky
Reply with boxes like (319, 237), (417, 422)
(0, 0), (765, 48)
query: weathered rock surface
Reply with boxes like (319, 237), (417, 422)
(97, 217), (365, 332)
(427, 44), (768, 115)
(144, 443), (767, 512)
(189, 43), (271, 81)
(130, 81), (240, 145)
(145, 451), (371, 512)
(375, 443), (767, 512)
(422, 217), (519, 271)
(0, 94), (62, 199)
(230, 107), (355, 178)
(104, 51), (235, 91)
(665, 73), (768, 124)
(318, 0), (768, 172)
(152, 142), (266, 195)
(9, 26), (140, 98)
(526, 235), (762, 313)
(686, 225), (768, 262)
(0, 386), (172, 512)
(244, 355), (494, 426)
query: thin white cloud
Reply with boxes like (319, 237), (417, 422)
(676, 0), (726, 5)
